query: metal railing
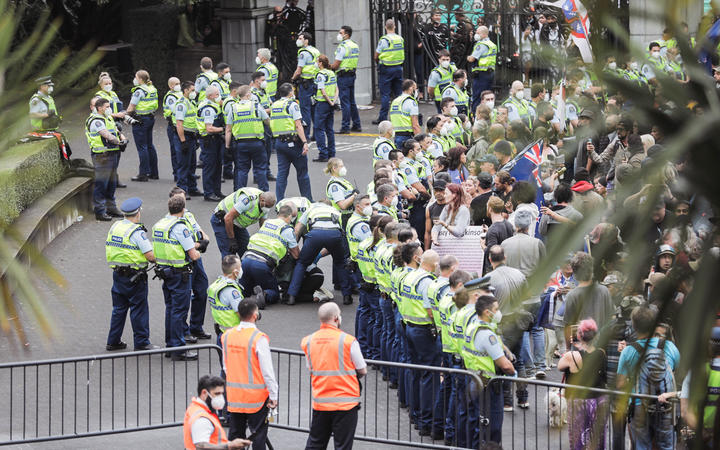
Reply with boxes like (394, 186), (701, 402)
(0, 344), (223, 445)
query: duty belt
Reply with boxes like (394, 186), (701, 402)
(277, 134), (298, 143)
(405, 322), (434, 329)
(243, 250), (276, 269)
(337, 70), (356, 76)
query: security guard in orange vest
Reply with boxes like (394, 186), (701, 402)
(182, 374), (251, 450)
(301, 302), (367, 450)
(221, 299), (278, 449)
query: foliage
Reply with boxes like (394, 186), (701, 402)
(127, 2), (179, 92)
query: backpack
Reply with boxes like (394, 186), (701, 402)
(631, 339), (676, 414)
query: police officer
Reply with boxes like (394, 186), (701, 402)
(441, 70), (470, 117)
(225, 85), (270, 192)
(332, 25), (362, 134)
(399, 139), (430, 242)
(467, 25), (497, 113)
(210, 62), (232, 100)
(502, 80), (533, 130)
(346, 195), (373, 349)
(163, 77), (183, 182)
(275, 196), (311, 226)
(105, 197), (157, 351)
(211, 188), (276, 258)
(151, 195), (202, 360)
(388, 149), (417, 218)
(87, 97), (127, 221)
(197, 85), (225, 202)
(270, 82), (312, 201)
(427, 50), (457, 113)
(291, 32), (320, 139)
(462, 294), (515, 447)
(375, 183), (400, 220)
(324, 158), (357, 228)
(29, 76), (60, 132)
(256, 48), (279, 100)
(95, 72), (129, 188)
(195, 56), (218, 103)
(389, 80), (421, 148)
(240, 203), (299, 307)
(173, 81), (203, 198)
(222, 81), (243, 181)
(126, 70), (159, 181)
(313, 55), (338, 162)
(287, 202), (353, 306)
(440, 98), (466, 145)
(373, 19), (405, 124)
(207, 255), (244, 343)
(250, 71), (276, 182)
(373, 121), (396, 166)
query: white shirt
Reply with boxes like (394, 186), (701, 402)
(225, 322), (279, 401)
(189, 398), (218, 445)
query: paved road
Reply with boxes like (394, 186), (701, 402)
(0, 103), (565, 449)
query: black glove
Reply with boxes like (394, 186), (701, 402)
(228, 242), (241, 255)
(180, 140), (190, 153)
(119, 142), (127, 152)
(197, 239), (210, 253)
(351, 188), (360, 195)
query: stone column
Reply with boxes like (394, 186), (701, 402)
(216, 0), (274, 83)
(314, 0), (372, 105)
(629, 0), (704, 47)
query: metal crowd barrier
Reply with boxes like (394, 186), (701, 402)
(0, 344), (223, 445)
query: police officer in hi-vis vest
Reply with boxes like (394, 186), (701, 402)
(29, 76), (61, 132)
(291, 32), (321, 140)
(208, 255), (244, 344)
(373, 19), (405, 124)
(256, 48), (279, 101)
(195, 56), (218, 103)
(313, 55), (339, 162)
(389, 79), (422, 149)
(211, 188), (276, 259)
(104, 197), (157, 351)
(197, 85), (225, 202)
(126, 70), (159, 181)
(162, 77), (183, 182)
(467, 26), (497, 114)
(173, 81), (203, 198)
(332, 25), (362, 134)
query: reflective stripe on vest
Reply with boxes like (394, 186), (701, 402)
(399, 269), (436, 325)
(372, 136), (396, 163)
(326, 177), (355, 213)
(30, 93), (58, 131)
(473, 39), (497, 72)
(431, 64), (456, 98)
(378, 34), (405, 66)
(95, 89), (122, 114)
(85, 113), (120, 153)
(299, 46), (321, 79)
(105, 220), (148, 269)
(246, 218), (291, 263)
(252, 87), (271, 110)
(151, 216), (189, 267)
(207, 277), (242, 330)
(356, 236), (377, 283)
(306, 203), (342, 229)
(345, 213), (369, 259)
(132, 84), (158, 114)
(257, 62), (279, 97)
(426, 278), (450, 327)
(231, 101), (264, 140)
(450, 304), (477, 356)
(196, 71), (219, 103)
(196, 100), (223, 136)
(338, 39), (360, 70)
(390, 94), (417, 133)
(163, 90), (182, 118)
(443, 84), (470, 112)
(222, 327), (270, 413)
(703, 364), (720, 429)
(315, 69), (337, 101)
(438, 293), (458, 353)
(462, 321), (501, 376)
(270, 97), (297, 137)
(216, 187), (264, 228)
(173, 97), (198, 132)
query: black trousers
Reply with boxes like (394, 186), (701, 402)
(304, 406), (358, 450)
(229, 404), (269, 450)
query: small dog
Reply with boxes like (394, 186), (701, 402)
(546, 388), (567, 428)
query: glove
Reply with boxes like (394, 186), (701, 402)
(124, 115), (139, 126)
(351, 188), (360, 195)
(119, 142), (127, 152)
(180, 140), (190, 154)
(197, 239), (210, 253)
(228, 242), (241, 255)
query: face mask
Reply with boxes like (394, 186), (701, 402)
(515, 90), (525, 100)
(104, 108), (112, 117)
(630, 62), (639, 70)
(544, 93), (550, 101)
(362, 205), (373, 216)
(91, 107), (97, 114)
(463, 79), (468, 88)
(491, 310), (502, 324)
(103, 84), (113, 92)
(296, 38), (304, 48)
(336, 33), (343, 42)
(256, 56), (263, 65)
(206, 392), (225, 411)
(260, 80), (267, 90)
(133, 78), (139, 86)
(675, 56), (682, 63)
(47, 86), (54, 94)
(485, 100), (495, 109)
(391, 196), (399, 208)
(463, 121), (471, 131)
(338, 166), (348, 177)
(449, 106), (458, 116)
(188, 91), (197, 100)
(223, 72), (232, 81)
(261, 206), (270, 213)
(553, 94), (560, 103)
(474, 33), (482, 42)
(215, 96), (223, 104)
(414, 256), (422, 265)
(173, 84), (181, 92)
(440, 123), (450, 136)
(440, 60), (450, 69)
(608, 62), (617, 70)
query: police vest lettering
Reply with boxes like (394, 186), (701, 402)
(85, 113), (119, 153)
(389, 94), (417, 133)
(30, 93), (58, 131)
(105, 220), (148, 269)
(207, 277), (242, 330)
(163, 90), (182, 119)
(173, 97), (198, 132)
(473, 39), (497, 72)
(270, 97), (298, 137)
(431, 63), (457, 99)
(152, 216), (190, 268)
(703, 363), (720, 430)
(246, 218), (292, 263)
(345, 213), (369, 259)
(197, 100), (224, 136)
(378, 34), (405, 66)
(183, 399), (228, 450)
(315, 69), (337, 102)
(355, 236), (377, 283)
(231, 101), (264, 140)
(216, 187), (265, 228)
(338, 39), (360, 71)
(257, 62), (279, 97)
(132, 84), (158, 114)
(222, 327), (270, 413)
(299, 46), (321, 79)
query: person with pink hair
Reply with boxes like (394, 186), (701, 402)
(558, 318), (609, 449)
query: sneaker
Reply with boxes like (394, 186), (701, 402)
(518, 402), (530, 409)
(535, 370), (546, 380)
(503, 405), (514, 412)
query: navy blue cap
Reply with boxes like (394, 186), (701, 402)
(120, 197), (142, 215)
(464, 275), (493, 292)
(711, 327), (720, 342)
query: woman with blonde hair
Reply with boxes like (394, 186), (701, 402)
(126, 69), (159, 181)
(95, 72), (128, 187)
(324, 157), (357, 228)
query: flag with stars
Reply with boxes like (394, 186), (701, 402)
(501, 139), (547, 235)
(538, 0), (593, 63)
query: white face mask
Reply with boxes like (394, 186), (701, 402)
(440, 123), (451, 136)
(608, 62), (617, 70)
(338, 166), (348, 177)
(651, 51), (660, 58)
(91, 107), (97, 114)
(630, 62), (639, 70)
(474, 33), (482, 42)
(553, 94), (561, 102)
(208, 392), (225, 411)
(296, 38), (304, 48)
(104, 108), (112, 117)
(103, 84), (113, 92)
(463, 78), (468, 88)
(544, 93), (550, 101)
(449, 106), (458, 117)
(215, 96), (223, 104)
(440, 60), (450, 69)
(188, 91), (197, 100)
(463, 121), (471, 131)
(336, 33), (343, 42)
(47, 86), (54, 94)
(391, 196), (399, 208)
(491, 310), (502, 324)
(255, 56), (262, 65)
(362, 205), (373, 216)
(515, 90), (525, 100)
(133, 78), (139, 86)
(173, 84), (181, 92)
(485, 100), (495, 109)
(223, 72), (232, 81)
(260, 80), (267, 90)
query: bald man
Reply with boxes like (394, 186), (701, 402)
(302, 302), (367, 449)
(501, 80), (533, 129)
(163, 77), (183, 182)
(467, 26), (497, 112)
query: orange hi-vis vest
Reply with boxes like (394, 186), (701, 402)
(301, 323), (361, 411)
(183, 397), (228, 449)
(221, 326), (270, 413)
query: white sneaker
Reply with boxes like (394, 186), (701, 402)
(535, 370), (546, 380)
(518, 402), (530, 409)
(504, 405), (514, 412)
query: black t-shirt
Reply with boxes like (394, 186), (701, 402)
(483, 219), (514, 274)
(427, 201), (445, 223)
(470, 192), (493, 226)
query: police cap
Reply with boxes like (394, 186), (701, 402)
(464, 275), (493, 293)
(120, 197), (143, 215)
(35, 76), (54, 86)
(711, 326), (720, 343)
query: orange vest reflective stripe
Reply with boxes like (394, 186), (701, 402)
(301, 324), (361, 411)
(221, 327), (270, 413)
(183, 398), (228, 450)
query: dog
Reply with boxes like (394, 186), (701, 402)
(546, 387), (567, 428)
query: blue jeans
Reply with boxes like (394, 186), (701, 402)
(630, 407), (675, 450)
(210, 214), (251, 259)
(166, 121), (180, 182)
(314, 102), (335, 159)
(200, 135), (223, 197)
(275, 138), (312, 201)
(379, 295), (398, 383)
(405, 324), (442, 432)
(233, 139), (268, 192)
(161, 268), (191, 349)
(188, 258), (208, 335)
(107, 271), (150, 348)
(471, 70), (494, 113)
(174, 132), (198, 193)
(132, 113), (158, 177)
(529, 327), (547, 370)
(377, 65), (403, 121)
(92, 151), (119, 214)
(239, 257), (280, 305)
(297, 80), (316, 138)
(337, 73), (361, 131)
(287, 228), (351, 297)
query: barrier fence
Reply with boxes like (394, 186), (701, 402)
(0, 345), (683, 449)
